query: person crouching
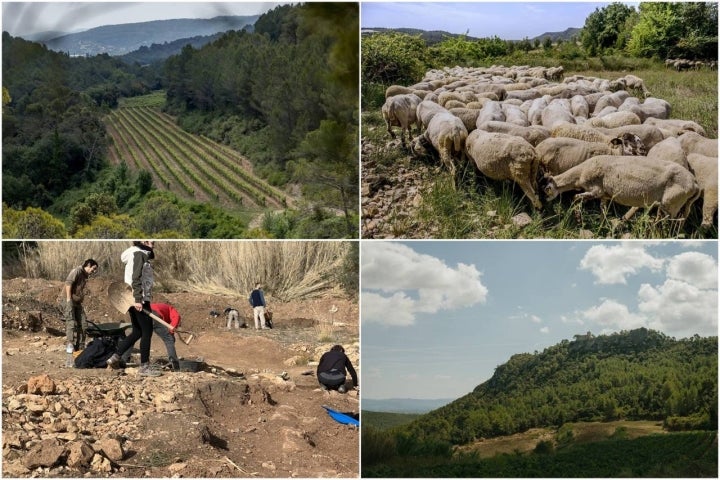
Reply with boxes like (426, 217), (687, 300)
(317, 345), (358, 394)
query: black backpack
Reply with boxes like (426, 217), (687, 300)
(74, 337), (122, 369)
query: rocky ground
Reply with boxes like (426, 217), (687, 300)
(2, 277), (359, 478)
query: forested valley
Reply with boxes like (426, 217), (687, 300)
(2, 3), (358, 239)
(363, 328), (718, 477)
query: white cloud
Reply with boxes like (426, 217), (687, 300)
(666, 252), (717, 289)
(362, 242), (488, 326)
(530, 314), (542, 323)
(581, 299), (647, 330)
(540, 326), (550, 334)
(638, 279), (718, 337)
(580, 243), (665, 284)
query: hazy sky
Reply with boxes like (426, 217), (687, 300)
(361, 2), (639, 40)
(2, 2), (291, 38)
(361, 241), (718, 400)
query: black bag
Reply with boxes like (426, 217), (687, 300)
(74, 337), (122, 369)
(265, 310), (273, 329)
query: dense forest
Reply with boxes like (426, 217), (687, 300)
(362, 328), (717, 475)
(2, 3), (358, 239)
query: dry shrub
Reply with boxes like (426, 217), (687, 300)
(17, 241), (351, 301)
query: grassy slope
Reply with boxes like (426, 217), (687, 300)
(363, 411), (422, 430)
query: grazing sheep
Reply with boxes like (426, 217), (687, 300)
(609, 74), (651, 97)
(551, 123), (615, 143)
(586, 111), (642, 129)
(506, 89), (542, 102)
(528, 97), (549, 125)
(686, 153), (718, 227)
(411, 112), (468, 180)
(541, 100), (576, 129)
(678, 131), (718, 157)
(646, 137), (689, 169)
(618, 97), (671, 122)
(476, 100), (505, 125)
(502, 103), (529, 127)
(536, 134), (646, 176)
(476, 121), (550, 147)
(465, 130), (542, 209)
(416, 100), (448, 131)
(597, 124), (665, 150)
(449, 107), (481, 132)
(644, 118), (707, 137)
(444, 99), (467, 110)
(570, 95), (590, 118)
(381, 93), (422, 145)
(385, 85), (415, 98)
(593, 91), (631, 115)
(544, 155), (700, 220)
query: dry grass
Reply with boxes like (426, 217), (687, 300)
(10, 241), (352, 301)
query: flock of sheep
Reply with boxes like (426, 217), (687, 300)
(381, 64), (717, 229)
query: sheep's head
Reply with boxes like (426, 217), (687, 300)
(608, 78), (627, 92)
(409, 135), (432, 159)
(543, 178), (560, 201)
(610, 133), (646, 156)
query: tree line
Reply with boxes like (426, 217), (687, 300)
(362, 2), (717, 106)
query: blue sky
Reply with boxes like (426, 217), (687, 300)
(2, 2), (291, 38)
(361, 241), (718, 400)
(362, 2), (639, 40)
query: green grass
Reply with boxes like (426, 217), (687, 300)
(363, 411), (422, 430)
(118, 90), (167, 108)
(361, 59), (718, 239)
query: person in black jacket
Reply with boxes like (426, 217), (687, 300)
(317, 344), (358, 393)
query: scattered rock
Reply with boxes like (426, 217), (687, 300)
(512, 212), (533, 228)
(27, 374), (56, 395)
(66, 440), (95, 468)
(22, 438), (65, 469)
(96, 436), (124, 462)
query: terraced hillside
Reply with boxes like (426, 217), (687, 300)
(105, 106), (290, 210)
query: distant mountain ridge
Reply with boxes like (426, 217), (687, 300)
(362, 26), (582, 43)
(363, 398), (454, 413)
(533, 27), (582, 42)
(42, 15), (259, 56)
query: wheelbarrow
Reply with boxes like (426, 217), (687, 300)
(107, 281), (195, 345)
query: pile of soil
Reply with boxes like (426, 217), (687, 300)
(2, 277), (359, 478)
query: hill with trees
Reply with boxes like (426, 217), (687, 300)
(362, 329), (717, 476)
(400, 329), (717, 445)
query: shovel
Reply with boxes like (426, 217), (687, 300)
(107, 281), (195, 345)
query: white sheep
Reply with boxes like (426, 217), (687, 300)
(411, 112), (468, 181)
(596, 124), (665, 150)
(475, 100), (505, 126)
(544, 155), (700, 220)
(449, 107), (481, 133)
(536, 134), (646, 176)
(609, 74), (651, 97)
(416, 100), (447, 131)
(465, 129), (542, 209)
(586, 111), (642, 129)
(678, 131), (718, 157)
(476, 121), (550, 147)
(645, 137), (689, 170)
(381, 93), (422, 146)
(686, 153), (718, 227)
(593, 91), (631, 115)
(541, 99), (576, 129)
(644, 118), (707, 137)
(619, 97), (671, 122)
(502, 103), (529, 127)
(570, 95), (590, 118)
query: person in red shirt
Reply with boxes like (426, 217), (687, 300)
(150, 302), (182, 371)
